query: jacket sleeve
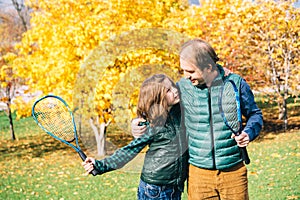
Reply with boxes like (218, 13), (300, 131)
(94, 128), (153, 174)
(240, 79), (263, 141)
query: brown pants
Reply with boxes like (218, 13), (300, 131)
(188, 163), (249, 200)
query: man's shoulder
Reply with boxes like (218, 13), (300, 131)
(177, 77), (188, 83)
(177, 78), (191, 87)
(225, 73), (243, 83)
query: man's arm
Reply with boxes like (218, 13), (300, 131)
(240, 79), (264, 142)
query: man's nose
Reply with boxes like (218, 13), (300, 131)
(184, 72), (191, 79)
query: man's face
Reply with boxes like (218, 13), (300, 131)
(180, 58), (206, 86)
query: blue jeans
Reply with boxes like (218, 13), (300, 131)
(137, 179), (182, 200)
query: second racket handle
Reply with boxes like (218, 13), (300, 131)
(240, 147), (250, 165)
(78, 150), (99, 176)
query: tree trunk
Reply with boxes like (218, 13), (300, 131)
(89, 118), (110, 157)
(281, 46), (291, 131)
(277, 93), (288, 131)
(11, 0), (29, 31)
(6, 103), (16, 140)
(282, 97), (288, 131)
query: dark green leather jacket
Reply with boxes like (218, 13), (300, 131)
(141, 103), (189, 191)
(177, 68), (243, 170)
(93, 103), (188, 191)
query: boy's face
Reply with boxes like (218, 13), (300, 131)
(180, 58), (206, 86)
(163, 79), (180, 106)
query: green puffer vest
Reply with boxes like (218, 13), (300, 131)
(141, 103), (189, 191)
(177, 68), (243, 170)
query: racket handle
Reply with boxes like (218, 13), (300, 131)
(240, 147), (250, 165)
(90, 168), (100, 176)
(78, 150), (100, 176)
(78, 150), (87, 161)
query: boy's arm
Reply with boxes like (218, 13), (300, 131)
(94, 128), (153, 174)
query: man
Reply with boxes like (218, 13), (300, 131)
(132, 39), (263, 199)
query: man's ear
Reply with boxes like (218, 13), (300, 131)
(207, 64), (213, 72)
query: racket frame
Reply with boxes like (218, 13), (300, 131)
(32, 94), (99, 175)
(218, 80), (250, 164)
(32, 95), (81, 151)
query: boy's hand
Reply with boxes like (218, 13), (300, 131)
(82, 157), (96, 175)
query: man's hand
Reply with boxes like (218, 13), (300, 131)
(231, 131), (250, 147)
(131, 118), (147, 138)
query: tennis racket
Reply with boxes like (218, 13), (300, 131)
(218, 80), (250, 164)
(32, 95), (99, 175)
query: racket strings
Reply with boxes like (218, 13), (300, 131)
(221, 84), (240, 132)
(33, 98), (75, 142)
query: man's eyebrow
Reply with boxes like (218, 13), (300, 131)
(181, 68), (195, 72)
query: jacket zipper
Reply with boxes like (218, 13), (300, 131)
(208, 87), (216, 169)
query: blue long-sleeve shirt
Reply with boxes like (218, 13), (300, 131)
(240, 78), (263, 141)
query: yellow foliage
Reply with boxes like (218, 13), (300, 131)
(0, 65), (8, 81)
(3, 52), (17, 63)
(11, 96), (33, 119)
(12, 0), (300, 123)
(15, 0), (189, 122)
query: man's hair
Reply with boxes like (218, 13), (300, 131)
(180, 39), (219, 70)
(137, 74), (175, 126)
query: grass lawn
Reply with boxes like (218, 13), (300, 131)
(247, 132), (299, 200)
(0, 111), (299, 200)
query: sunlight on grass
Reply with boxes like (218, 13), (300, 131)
(248, 132), (300, 200)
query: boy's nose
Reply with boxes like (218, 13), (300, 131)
(172, 88), (178, 94)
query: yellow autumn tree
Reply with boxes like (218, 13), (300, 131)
(164, 0), (249, 68)
(227, 0), (300, 129)
(15, 0), (189, 156)
(0, 5), (30, 140)
(73, 28), (189, 156)
(14, 0), (299, 155)
(165, 0), (300, 129)
(0, 53), (19, 140)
